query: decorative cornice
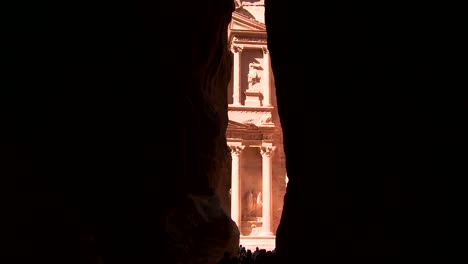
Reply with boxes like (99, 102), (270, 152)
(228, 119), (258, 129)
(226, 131), (274, 141)
(233, 36), (267, 45)
(231, 11), (266, 31)
(228, 105), (274, 111)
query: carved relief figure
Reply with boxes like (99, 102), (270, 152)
(255, 191), (262, 216)
(245, 190), (256, 217)
(234, 0), (243, 9)
(247, 62), (261, 90)
(259, 112), (273, 125)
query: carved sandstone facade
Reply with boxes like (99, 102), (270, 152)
(226, 3), (286, 250)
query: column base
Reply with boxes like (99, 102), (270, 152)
(244, 89), (262, 107)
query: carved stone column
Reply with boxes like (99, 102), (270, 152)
(231, 45), (243, 105)
(229, 145), (245, 228)
(262, 47), (271, 107)
(259, 145), (276, 236)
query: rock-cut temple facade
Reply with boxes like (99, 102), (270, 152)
(226, 0), (287, 251)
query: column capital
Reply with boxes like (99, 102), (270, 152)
(230, 44), (244, 53)
(261, 46), (269, 54)
(259, 146), (276, 157)
(229, 145), (245, 155)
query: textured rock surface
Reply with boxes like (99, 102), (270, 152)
(165, 194), (239, 264)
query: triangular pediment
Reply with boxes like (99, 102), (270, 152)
(230, 11), (266, 31)
(228, 120), (258, 129)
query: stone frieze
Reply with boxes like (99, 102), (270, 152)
(228, 109), (275, 127)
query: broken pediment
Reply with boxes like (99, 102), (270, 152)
(228, 119), (258, 130)
(229, 11), (266, 32)
(228, 11), (267, 45)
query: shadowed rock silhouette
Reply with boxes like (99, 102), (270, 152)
(2, 1), (466, 263)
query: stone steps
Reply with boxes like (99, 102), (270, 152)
(239, 236), (276, 251)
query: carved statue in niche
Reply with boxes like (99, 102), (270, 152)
(244, 190), (256, 217)
(255, 191), (262, 217)
(247, 62), (261, 90)
(234, 0), (243, 10)
(243, 189), (265, 218)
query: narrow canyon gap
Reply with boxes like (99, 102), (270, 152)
(2, 1), (466, 264)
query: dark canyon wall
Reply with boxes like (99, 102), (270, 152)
(3, 1), (238, 263)
(265, 1), (466, 263)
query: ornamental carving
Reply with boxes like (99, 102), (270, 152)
(226, 132), (244, 139)
(230, 44), (243, 53)
(233, 37), (267, 44)
(247, 62), (262, 90)
(229, 145), (245, 155)
(228, 110), (275, 127)
(227, 132), (269, 141)
(244, 134), (263, 140)
(229, 110), (271, 114)
(260, 146), (276, 157)
(234, 0), (243, 10)
(259, 112), (273, 125)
